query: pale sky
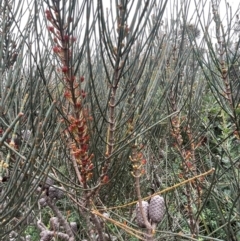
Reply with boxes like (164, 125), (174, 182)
(11, 0), (240, 51)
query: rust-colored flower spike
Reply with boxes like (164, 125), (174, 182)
(80, 76), (84, 82)
(130, 149), (146, 178)
(46, 6), (93, 185)
(47, 26), (54, 32)
(53, 46), (61, 53)
(45, 9), (52, 20)
(61, 65), (69, 73)
(171, 116), (183, 146)
(102, 175), (109, 184)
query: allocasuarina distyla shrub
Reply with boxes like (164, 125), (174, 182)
(2, 0), (240, 240)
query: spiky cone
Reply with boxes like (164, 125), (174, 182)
(136, 201), (149, 228)
(148, 195), (165, 224)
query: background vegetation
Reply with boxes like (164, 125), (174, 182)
(0, 0), (240, 240)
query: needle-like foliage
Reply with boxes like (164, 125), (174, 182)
(1, 0), (240, 240)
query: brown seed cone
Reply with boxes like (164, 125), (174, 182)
(148, 195), (165, 224)
(49, 217), (59, 231)
(135, 201), (149, 228)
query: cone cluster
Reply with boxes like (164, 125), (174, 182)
(136, 195), (165, 228)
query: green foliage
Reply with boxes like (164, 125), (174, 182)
(25, 226), (40, 241)
(1, 0), (240, 240)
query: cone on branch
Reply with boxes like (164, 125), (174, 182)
(148, 195), (165, 224)
(48, 186), (64, 200)
(135, 201), (149, 228)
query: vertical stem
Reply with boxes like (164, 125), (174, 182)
(106, 78), (118, 157)
(131, 144), (153, 240)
